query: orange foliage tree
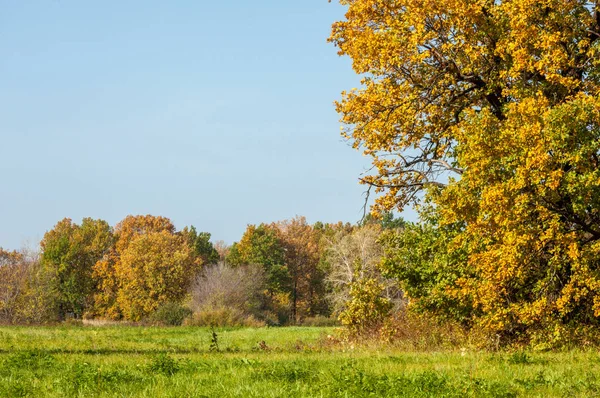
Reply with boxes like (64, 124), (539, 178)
(274, 216), (326, 323)
(116, 230), (195, 321)
(93, 215), (199, 320)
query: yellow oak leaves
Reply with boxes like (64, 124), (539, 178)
(332, 0), (600, 343)
(92, 215), (197, 321)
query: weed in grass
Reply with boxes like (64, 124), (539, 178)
(458, 377), (518, 398)
(329, 368), (449, 397)
(4, 349), (55, 371)
(254, 361), (316, 383)
(257, 340), (270, 351)
(209, 327), (220, 352)
(576, 371), (600, 394)
(148, 353), (180, 376)
(100, 368), (142, 385)
(507, 351), (531, 365)
(0, 378), (34, 398)
(412, 371), (449, 392)
(63, 362), (99, 395)
(385, 355), (408, 364)
(329, 368), (519, 398)
(239, 357), (259, 366)
(53, 362), (145, 396)
(515, 370), (550, 389)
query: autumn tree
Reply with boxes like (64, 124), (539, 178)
(41, 218), (113, 318)
(331, 0), (600, 211)
(325, 224), (402, 316)
(212, 240), (230, 262)
(113, 215), (175, 252)
(0, 249), (28, 323)
(274, 217), (326, 323)
(226, 224), (288, 294)
(93, 215), (197, 320)
(225, 221), (336, 324)
(116, 231), (195, 321)
(0, 248), (57, 324)
(332, 0), (600, 344)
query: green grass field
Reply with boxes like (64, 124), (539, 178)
(0, 326), (599, 397)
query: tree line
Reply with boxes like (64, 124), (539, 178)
(0, 213), (406, 328)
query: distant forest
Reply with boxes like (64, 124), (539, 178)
(0, 213), (404, 330)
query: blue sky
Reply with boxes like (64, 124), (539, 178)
(0, 1), (412, 250)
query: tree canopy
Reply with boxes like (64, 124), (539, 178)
(332, 0), (600, 344)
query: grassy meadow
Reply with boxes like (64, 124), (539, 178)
(0, 326), (599, 397)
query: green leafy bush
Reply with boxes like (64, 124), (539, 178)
(148, 353), (180, 376)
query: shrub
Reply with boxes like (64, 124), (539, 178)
(188, 263), (267, 326)
(378, 312), (469, 350)
(339, 278), (392, 336)
(184, 307), (265, 327)
(190, 263), (265, 313)
(148, 353), (180, 376)
(336, 310), (469, 350)
(148, 302), (192, 326)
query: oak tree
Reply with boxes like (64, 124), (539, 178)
(92, 215), (192, 320)
(116, 230), (195, 321)
(332, 0), (600, 343)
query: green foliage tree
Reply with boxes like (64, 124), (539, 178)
(181, 226), (219, 265)
(41, 218), (113, 318)
(379, 203), (472, 325)
(226, 224), (289, 294)
(360, 211), (406, 230)
(226, 224), (290, 323)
